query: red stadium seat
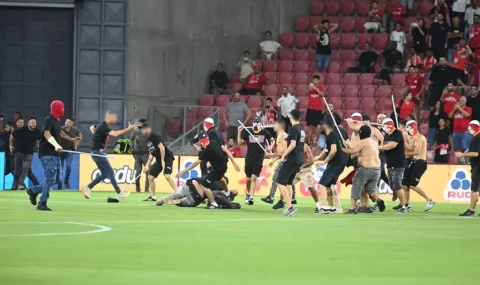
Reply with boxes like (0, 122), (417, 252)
(309, 0), (325, 16)
(278, 73), (294, 85)
(328, 85), (343, 97)
(373, 34), (389, 50)
(360, 85), (376, 98)
(263, 60), (278, 72)
(358, 73), (375, 85)
(199, 94), (215, 106)
(340, 17), (356, 33)
(296, 16), (310, 32)
(344, 85), (360, 97)
(355, 18), (367, 33)
(341, 33), (357, 49)
(356, 2), (370, 17)
(185, 107), (198, 120)
(341, 50), (357, 62)
(295, 84), (310, 97)
(294, 61), (310, 73)
(218, 120), (227, 132)
(231, 83), (242, 93)
(308, 61), (318, 73)
(279, 33), (294, 49)
(166, 118), (182, 136)
(330, 50), (341, 62)
(215, 95), (232, 107)
(342, 61), (356, 73)
(344, 97), (361, 109)
(393, 86), (409, 99)
(417, 0), (432, 17)
(231, 73), (240, 84)
(278, 60), (294, 72)
(362, 111), (377, 121)
(254, 60), (264, 70)
(360, 97), (377, 111)
(308, 50), (316, 61)
(357, 34), (373, 49)
(294, 49), (309, 61)
(311, 73), (326, 84)
(328, 97), (344, 109)
(309, 16), (322, 30)
(294, 73), (309, 84)
(326, 73), (342, 85)
(330, 33), (340, 49)
(325, 16), (340, 26)
(264, 72), (278, 84)
(344, 110), (361, 119)
(404, 17), (417, 31)
(299, 99), (309, 109)
(377, 97), (393, 109)
(327, 61), (341, 73)
(198, 108), (214, 119)
(295, 33), (310, 49)
(283, 84), (295, 94)
(264, 84), (279, 97)
(278, 49), (294, 60)
(247, 96), (263, 108)
(309, 32), (318, 49)
(343, 73), (359, 85)
(340, 2), (355, 16)
(377, 85), (393, 98)
(325, 2), (340, 15)
(391, 73), (406, 86)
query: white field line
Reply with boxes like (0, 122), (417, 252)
(0, 222), (112, 237)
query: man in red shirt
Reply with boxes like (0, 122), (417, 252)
(469, 15), (480, 50)
(226, 138), (240, 157)
(239, 65), (268, 95)
(402, 66), (424, 104)
(441, 83), (460, 115)
(388, 0), (407, 31)
(448, 96), (472, 152)
(307, 75), (325, 145)
(451, 39), (471, 85)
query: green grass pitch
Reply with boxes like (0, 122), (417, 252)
(0, 191), (478, 285)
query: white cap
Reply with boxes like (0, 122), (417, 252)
(470, 120), (480, 126)
(382, 118), (394, 125)
(406, 120), (417, 126)
(351, 112), (362, 118)
(204, 118), (214, 124)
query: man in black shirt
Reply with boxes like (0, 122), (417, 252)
(209, 63), (231, 95)
(81, 111), (140, 200)
(429, 14), (448, 59)
(380, 118), (407, 212)
(378, 42), (403, 84)
(456, 120), (480, 216)
(237, 116), (273, 205)
(12, 117), (41, 190)
(313, 20), (338, 72)
(347, 42), (378, 73)
(140, 123), (176, 202)
(58, 118), (82, 189)
(427, 57), (457, 108)
(467, 86), (480, 121)
(276, 109), (305, 216)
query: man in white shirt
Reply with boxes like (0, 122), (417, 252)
(277, 86), (299, 131)
(236, 50), (255, 81)
(259, 30), (281, 60)
(465, 0), (480, 37)
(390, 23), (407, 54)
(452, 0), (469, 22)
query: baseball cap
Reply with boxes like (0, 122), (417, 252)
(289, 109), (301, 120)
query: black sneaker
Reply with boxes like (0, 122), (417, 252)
(459, 209), (476, 217)
(272, 200), (285, 210)
(26, 188), (38, 206)
(261, 196), (274, 204)
(291, 199), (297, 205)
(36, 203), (52, 211)
(345, 209), (357, 214)
(376, 199), (386, 212)
(248, 197), (254, 205)
(397, 207), (408, 213)
(357, 207), (373, 214)
(143, 196), (156, 202)
(392, 204), (402, 210)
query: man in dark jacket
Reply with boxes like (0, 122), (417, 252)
(130, 119), (149, 192)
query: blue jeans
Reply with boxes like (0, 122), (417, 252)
(316, 54), (330, 70)
(88, 150), (120, 193)
(58, 152), (73, 187)
(401, 0), (414, 9)
(31, 156), (61, 204)
(452, 131), (471, 151)
(447, 48), (454, 62)
(428, 128), (437, 149)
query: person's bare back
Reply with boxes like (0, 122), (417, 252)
(358, 138), (381, 168)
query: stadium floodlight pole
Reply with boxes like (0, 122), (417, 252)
(237, 120), (268, 154)
(322, 97), (345, 142)
(62, 150), (115, 159)
(391, 94), (399, 128)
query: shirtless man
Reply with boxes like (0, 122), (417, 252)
(291, 144), (318, 211)
(398, 120), (436, 212)
(342, 125), (386, 214)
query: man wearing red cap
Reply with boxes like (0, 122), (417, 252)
(455, 120), (480, 216)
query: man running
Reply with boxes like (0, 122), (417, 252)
(237, 116), (273, 205)
(140, 123), (176, 201)
(342, 125), (386, 214)
(399, 120), (436, 212)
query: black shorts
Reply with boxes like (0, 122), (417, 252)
(277, 161), (302, 185)
(402, 159), (427, 187)
(471, 167), (480, 192)
(306, 109), (323, 127)
(149, 157), (174, 178)
(245, 158), (264, 177)
(199, 167), (226, 188)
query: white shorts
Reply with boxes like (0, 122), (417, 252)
(260, 52), (275, 59)
(364, 22), (381, 30)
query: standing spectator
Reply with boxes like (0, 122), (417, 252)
(450, 39), (471, 86)
(259, 31), (281, 60)
(209, 63), (231, 95)
(224, 93), (251, 142)
(404, 53), (422, 71)
(467, 86), (480, 121)
(449, 96), (472, 154)
(422, 49), (438, 75)
(402, 66), (425, 103)
(433, 117), (453, 163)
(401, 0), (414, 16)
(429, 14), (449, 59)
(377, 42), (403, 84)
(452, 0), (469, 22)
(364, 1), (383, 32)
(447, 16), (465, 62)
(226, 138), (240, 158)
(465, 1), (480, 38)
(429, 0), (451, 25)
(347, 42), (378, 73)
(58, 118), (82, 190)
(130, 119), (149, 193)
(427, 57), (456, 108)
(429, 101), (448, 148)
(277, 86), (299, 131)
(387, 0), (407, 32)
(469, 15), (480, 50)
(390, 23), (407, 54)
(239, 65), (268, 95)
(260, 97), (278, 135)
(411, 18), (427, 57)
(313, 20), (338, 72)
(441, 82), (461, 114)
(237, 51), (255, 82)
(397, 91), (418, 121)
(306, 75), (326, 145)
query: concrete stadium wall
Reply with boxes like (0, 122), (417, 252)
(125, 0), (310, 121)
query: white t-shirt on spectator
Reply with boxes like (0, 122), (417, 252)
(237, 60), (254, 80)
(277, 94), (299, 117)
(453, 0), (469, 13)
(259, 40), (281, 53)
(390, 31), (407, 54)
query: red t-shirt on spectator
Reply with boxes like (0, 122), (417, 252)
(405, 74), (423, 97)
(244, 74), (268, 89)
(369, 9), (382, 21)
(228, 146), (240, 158)
(422, 56), (437, 73)
(453, 107), (472, 132)
(398, 100), (415, 120)
(390, 4), (406, 23)
(475, 49), (480, 86)
(451, 46), (470, 71)
(469, 24), (480, 49)
(443, 92), (460, 114)
(307, 84), (325, 110)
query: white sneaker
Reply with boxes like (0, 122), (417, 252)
(116, 190), (131, 201)
(425, 200), (436, 212)
(82, 186), (91, 199)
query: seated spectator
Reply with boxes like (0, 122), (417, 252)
(429, 14), (449, 59)
(433, 117), (452, 163)
(316, 102), (342, 151)
(465, 1), (480, 38)
(313, 20), (338, 72)
(260, 97), (278, 128)
(226, 138), (240, 158)
(403, 52), (422, 72)
(376, 41), (403, 84)
(467, 86), (480, 121)
(452, 0), (469, 24)
(397, 91), (418, 121)
(448, 96), (472, 154)
(277, 86), (299, 131)
(236, 50), (255, 82)
(410, 18), (427, 57)
(422, 49), (437, 74)
(469, 15), (480, 50)
(364, 1), (383, 33)
(402, 66), (425, 104)
(224, 93), (251, 142)
(239, 65), (268, 95)
(390, 23), (407, 54)
(429, 0), (451, 26)
(387, 0), (407, 32)
(347, 42), (378, 73)
(259, 31), (281, 60)
(450, 39), (471, 86)
(427, 57), (456, 108)
(447, 16), (465, 62)
(429, 100), (448, 148)
(209, 63), (231, 95)
(441, 83), (461, 114)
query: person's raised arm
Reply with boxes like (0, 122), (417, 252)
(60, 131), (77, 142)
(108, 122), (140, 137)
(329, 23), (339, 33)
(89, 125), (95, 134)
